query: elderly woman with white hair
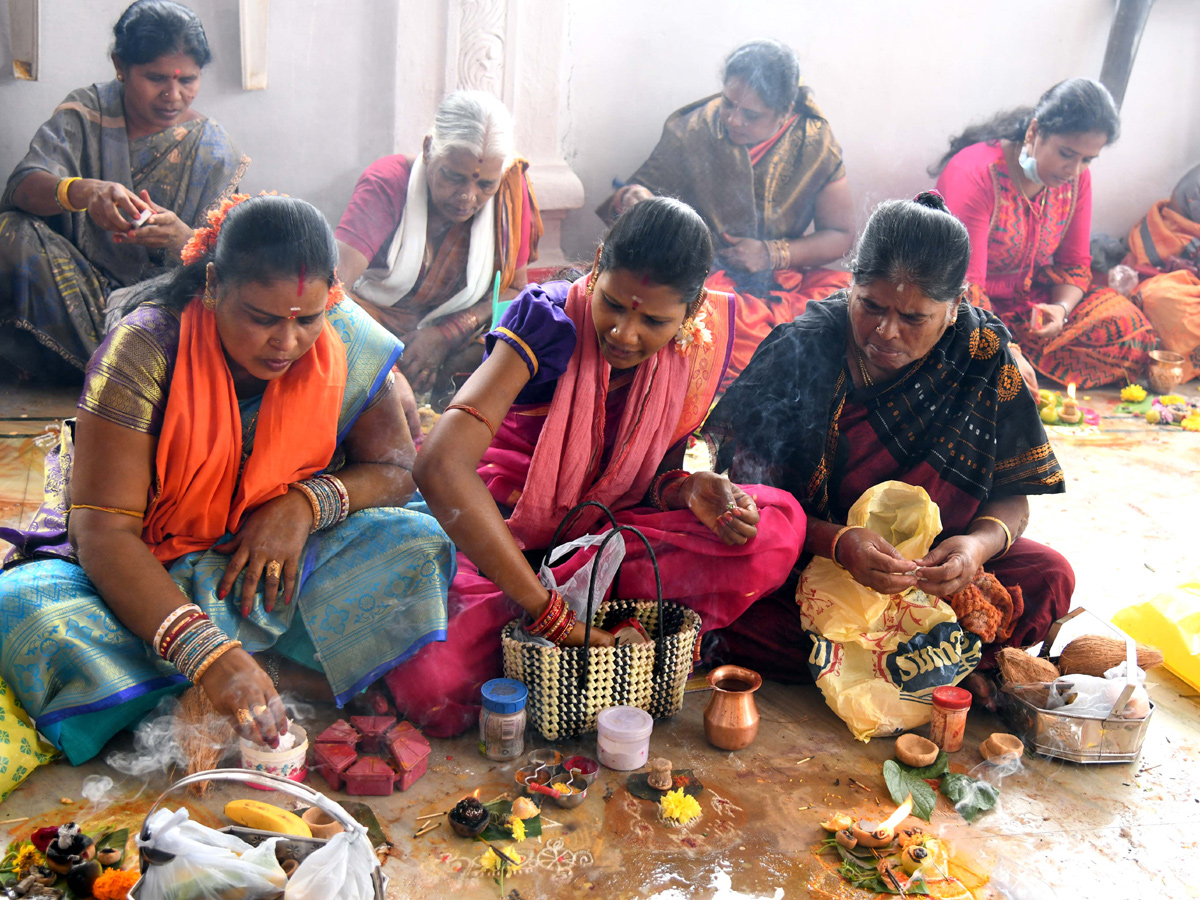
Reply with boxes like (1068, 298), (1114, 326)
(336, 90), (543, 401)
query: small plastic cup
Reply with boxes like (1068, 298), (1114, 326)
(240, 724), (308, 790)
(596, 706), (653, 770)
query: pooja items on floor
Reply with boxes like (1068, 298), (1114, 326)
(43, 824), (93, 874)
(893, 734), (939, 768)
(240, 722), (308, 786)
(448, 797), (491, 838)
(224, 798), (313, 837)
(703, 665), (762, 751)
(479, 678), (528, 761)
(1147, 349), (1186, 394)
(979, 733), (1024, 763)
(596, 706), (653, 770)
(929, 686), (972, 752)
(312, 717), (431, 795)
(647, 758), (673, 791)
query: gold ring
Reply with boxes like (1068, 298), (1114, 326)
(251, 703), (269, 717)
(235, 708), (254, 727)
(266, 560), (282, 579)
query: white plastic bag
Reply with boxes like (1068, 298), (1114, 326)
(1046, 661), (1150, 719)
(136, 807), (287, 900)
(514, 529), (626, 645)
(285, 828), (375, 899)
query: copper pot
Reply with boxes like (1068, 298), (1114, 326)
(1147, 350), (1186, 395)
(703, 665), (762, 751)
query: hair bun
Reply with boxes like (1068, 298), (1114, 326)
(912, 189), (950, 213)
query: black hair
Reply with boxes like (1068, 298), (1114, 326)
(850, 191), (970, 303)
(112, 0), (212, 68)
(930, 77), (1119, 176)
(136, 195), (338, 310)
(598, 197), (713, 302)
(722, 39), (801, 115)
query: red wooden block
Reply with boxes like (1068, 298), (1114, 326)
(314, 719), (359, 746)
(343, 756), (395, 796)
(385, 722), (431, 791)
(312, 742), (358, 792)
(350, 716), (396, 753)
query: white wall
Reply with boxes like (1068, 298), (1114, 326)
(560, 0), (1200, 261)
(0, 0), (400, 222)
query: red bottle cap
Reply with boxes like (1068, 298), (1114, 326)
(931, 685), (972, 710)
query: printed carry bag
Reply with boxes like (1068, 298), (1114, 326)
(798, 481), (981, 741)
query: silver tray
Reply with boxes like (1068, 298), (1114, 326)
(998, 681), (1154, 763)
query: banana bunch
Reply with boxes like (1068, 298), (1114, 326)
(224, 799), (312, 837)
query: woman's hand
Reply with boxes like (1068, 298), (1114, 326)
(82, 179), (151, 233)
(399, 326), (450, 394)
(112, 190), (193, 254)
(719, 234), (771, 273)
(561, 621), (616, 648)
(674, 472), (759, 546)
(1029, 302), (1066, 339)
(1011, 345), (1039, 396)
(835, 527), (920, 594)
(911, 534), (988, 597)
(196, 646), (289, 748)
(614, 184), (653, 215)
(214, 490), (314, 616)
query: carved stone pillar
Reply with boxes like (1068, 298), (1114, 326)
(393, 0), (585, 266)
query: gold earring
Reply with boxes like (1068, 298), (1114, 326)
(202, 292), (216, 310)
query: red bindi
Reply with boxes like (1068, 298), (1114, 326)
(174, 69), (181, 76)
(631, 299), (641, 310)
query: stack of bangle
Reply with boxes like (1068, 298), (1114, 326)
(435, 309), (482, 347)
(292, 474), (350, 532)
(54, 176), (87, 213)
(830, 524), (864, 570)
(527, 590), (577, 646)
(154, 602), (242, 682)
(765, 238), (792, 271)
(648, 469), (689, 512)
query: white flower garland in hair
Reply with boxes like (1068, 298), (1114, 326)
(674, 289), (713, 356)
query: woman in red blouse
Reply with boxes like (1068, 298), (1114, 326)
(933, 78), (1156, 390)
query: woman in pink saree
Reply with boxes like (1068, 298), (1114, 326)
(385, 198), (805, 736)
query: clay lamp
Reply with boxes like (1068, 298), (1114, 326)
(894, 734), (939, 768)
(96, 846), (122, 867)
(980, 732), (1024, 763)
(851, 794), (913, 849)
(835, 829), (858, 850)
(45, 824), (94, 874)
(1058, 383), (1083, 424)
(448, 796), (490, 838)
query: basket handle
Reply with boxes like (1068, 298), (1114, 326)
(543, 501), (621, 580)
(580, 524), (663, 689)
(1038, 607), (1139, 721)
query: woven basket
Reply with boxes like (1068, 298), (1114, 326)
(502, 503), (702, 740)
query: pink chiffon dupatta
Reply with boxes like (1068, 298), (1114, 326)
(504, 279), (691, 548)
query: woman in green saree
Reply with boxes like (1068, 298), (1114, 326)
(0, 0), (248, 377)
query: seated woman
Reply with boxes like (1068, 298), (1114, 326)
(598, 39), (853, 387)
(702, 192), (1074, 704)
(0, 0), (248, 379)
(0, 195), (454, 764)
(336, 90), (543, 402)
(933, 77), (1156, 390)
(384, 198), (806, 736)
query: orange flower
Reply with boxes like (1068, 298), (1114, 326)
(92, 867), (141, 899)
(327, 278), (347, 310)
(180, 193), (251, 265)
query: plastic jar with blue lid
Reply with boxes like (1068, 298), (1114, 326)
(479, 678), (528, 760)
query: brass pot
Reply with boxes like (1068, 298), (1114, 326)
(703, 665), (762, 751)
(1147, 350), (1186, 395)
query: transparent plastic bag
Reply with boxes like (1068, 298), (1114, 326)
(1046, 663), (1149, 719)
(285, 829), (374, 899)
(1107, 264), (1138, 297)
(136, 808), (288, 900)
(513, 529), (626, 645)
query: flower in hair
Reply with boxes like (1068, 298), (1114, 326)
(326, 279), (347, 310)
(180, 193), (250, 265)
(674, 296), (713, 357)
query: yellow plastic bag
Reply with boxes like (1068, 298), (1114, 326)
(798, 481), (981, 742)
(1112, 575), (1200, 693)
(0, 676), (59, 804)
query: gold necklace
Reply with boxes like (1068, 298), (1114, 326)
(854, 346), (874, 387)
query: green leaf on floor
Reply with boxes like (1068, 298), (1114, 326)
(480, 799), (542, 842)
(882, 756), (944, 821)
(826, 839), (930, 895)
(94, 828), (129, 869)
(940, 772), (999, 822)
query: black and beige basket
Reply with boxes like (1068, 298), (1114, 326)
(501, 502), (701, 740)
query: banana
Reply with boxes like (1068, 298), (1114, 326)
(224, 799), (312, 837)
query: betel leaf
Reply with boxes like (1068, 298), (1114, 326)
(882, 760), (938, 821)
(95, 828), (130, 869)
(480, 799), (543, 842)
(940, 772), (999, 822)
(902, 751), (950, 780)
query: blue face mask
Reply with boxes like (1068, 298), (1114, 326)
(1018, 145), (1044, 186)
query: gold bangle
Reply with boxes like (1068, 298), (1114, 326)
(972, 515), (1013, 558)
(55, 176), (87, 213)
(830, 524), (863, 570)
(192, 639), (242, 683)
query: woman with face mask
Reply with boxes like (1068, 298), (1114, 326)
(932, 78), (1156, 390)
(0, 0), (248, 380)
(597, 39), (854, 390)
(385, 198), (806, 737)
(701, 193), (1074, 707)
(335, 91), (543, 410)
(0, 195), (453, 764)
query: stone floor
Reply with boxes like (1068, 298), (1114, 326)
(1, 381), (1198, 899)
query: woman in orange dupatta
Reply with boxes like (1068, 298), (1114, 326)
(385, 198), (806, 737)
(0, 195), (453, 763)
(598, 40), (853, 389)
(336, 91), (542, 408)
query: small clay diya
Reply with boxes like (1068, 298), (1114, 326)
(894, 734), (940, 768)
(980, 732), (1024, 763)
(301, 806), (344, 840)
(448, 797), (491, 837)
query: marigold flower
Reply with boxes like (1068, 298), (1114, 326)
(659, 788), (702, 825)
(92, 867), (141, 899)
(508, 815), (526, 842)
(1119, 384), (1146, 402)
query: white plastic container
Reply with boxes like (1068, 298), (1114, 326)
(596, 706), (653, 770)
(240, 723), (308, 790)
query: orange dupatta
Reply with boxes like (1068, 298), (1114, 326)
(141, 298), (348, 563)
